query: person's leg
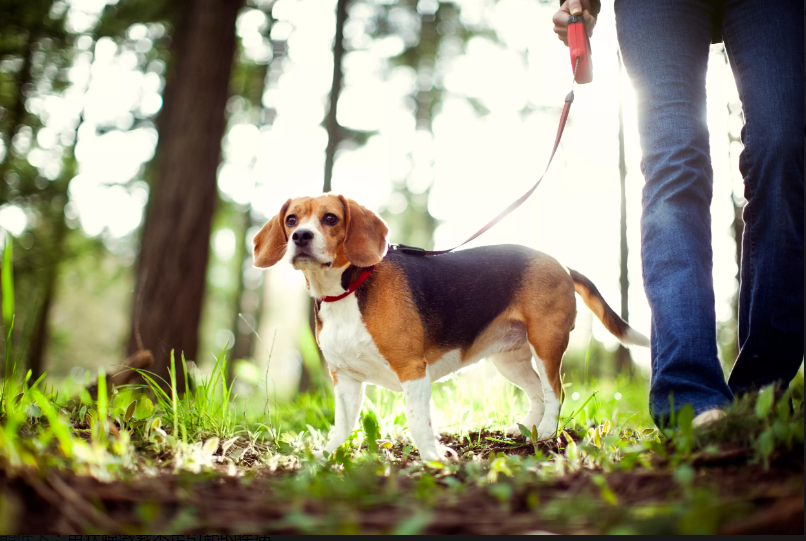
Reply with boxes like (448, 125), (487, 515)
(721, 0), (805, 394)
(615, 0), (734, 424)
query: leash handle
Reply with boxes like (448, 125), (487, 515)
(393, 91), (575, 257)
(567, 14), (592, 84)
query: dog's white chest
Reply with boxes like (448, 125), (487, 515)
(318, 297), (402, 391)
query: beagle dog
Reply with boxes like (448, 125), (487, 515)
(253, 194), (648, 461)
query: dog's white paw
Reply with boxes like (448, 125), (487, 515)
(505, 424), (523, 438)
(439, 444), (459, 462)
(536, 420), (557, 441)
(419, 450), (442, 462)
(418, 444), (457, 463)
(505, 420), (542, 439)
(504, 423), (532, 437)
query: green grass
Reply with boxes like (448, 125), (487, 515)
(0, 341), (802, 533)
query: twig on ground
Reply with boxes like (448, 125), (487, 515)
(46, 472), (122, 531)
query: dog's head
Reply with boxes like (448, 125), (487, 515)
(253, 194), (389, 270)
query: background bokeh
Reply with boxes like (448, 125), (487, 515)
(0, 0), (748, 401)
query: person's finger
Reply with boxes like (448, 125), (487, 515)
(583, 10), (597, 37)
(554, 26), (569, 45)
(552, 10), (569, 45)
(559, 5), (596, 34)
(552, 10), (569, 26)
(567, 0), (583, 16)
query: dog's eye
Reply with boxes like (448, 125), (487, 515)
(285, 215), (298, 227)
(322, 213), (339, 226)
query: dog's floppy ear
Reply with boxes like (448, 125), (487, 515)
(253, 199), (291, 268)
(338, 195), (389, 267)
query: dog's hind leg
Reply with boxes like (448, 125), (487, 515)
(490, 345), (546, 437)
(528, 333), (568, 440)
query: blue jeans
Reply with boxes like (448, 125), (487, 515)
(615, 0), (804, 423)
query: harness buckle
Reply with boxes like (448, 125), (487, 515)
(390, 244), (426, 256)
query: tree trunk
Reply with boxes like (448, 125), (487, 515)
(721, 46), (743, 365)
(227, 208), (257, 383)
(127, 0), (243, 392)
(730, 195), (743, 350)
(6, 29), (48, 377)
(26, 214), (67, 380)
(227, 15), (274, 383)
(729, 113), (744, 364)
(323, 0), (349, 194)
(25, 28), (92, 381)
(0, 30), (35, 174)
(616, 51), (632, 378)
(299, 303), (316, 393)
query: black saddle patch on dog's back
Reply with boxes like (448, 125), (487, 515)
(359, 245), (534, 351)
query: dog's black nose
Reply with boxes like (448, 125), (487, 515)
(292, 229), (313, 247)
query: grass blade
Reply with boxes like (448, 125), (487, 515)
(2, 234), (14, 334)
(169, 350), (183, 442)
(96, 368), (108, 445)
(561, 391), (598, 432)
(1, 234), (15, 408)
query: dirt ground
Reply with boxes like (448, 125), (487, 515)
(2, 430), (803, 534)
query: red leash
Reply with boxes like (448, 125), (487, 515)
(392, 89), (575, 257)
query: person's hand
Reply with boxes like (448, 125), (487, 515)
(552, 0), (597, 46)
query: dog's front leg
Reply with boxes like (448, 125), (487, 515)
(401, 376), (441, 462)
(323, 373), (366, 455)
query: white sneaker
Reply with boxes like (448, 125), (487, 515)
(692, 409), (726, 428)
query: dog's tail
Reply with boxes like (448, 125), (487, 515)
(569, 269), (649, 347)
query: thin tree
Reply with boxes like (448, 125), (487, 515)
(0, 0), (76, 379)
(722, 47), (744, 365)
(374, 1), (485, 249)
(323, 0), (349, 194)
(127, 0), (244, 392)
(226, 5), (288, 384)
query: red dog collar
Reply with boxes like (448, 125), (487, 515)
(320, 265), (375, 302)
